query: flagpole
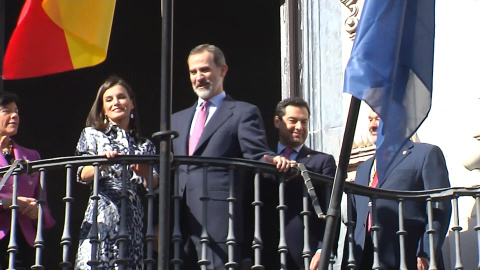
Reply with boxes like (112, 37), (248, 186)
(317, 96), (361, 270)
(155, 0), (174, 269)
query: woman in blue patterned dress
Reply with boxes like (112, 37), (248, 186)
(74, 76), (158, 269)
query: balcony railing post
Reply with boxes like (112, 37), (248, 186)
(225, 165), (238, 270)
(252, 170), (264, 269)
(473, 194), (480, 269)
(302, 180), (312, 269)
(115, 163), (129, 270)
(278, 175), (288, 270)
(171, 163), (182, 270)
(199, 164), (210, 269)
(397, 199), (407, 270)
(60, 164), (74, 270)
(7, 173), (20, 269)
(452, 197), (463, 269)
(144, 162), (157, 270)
(370, 197), (380, 270)
(475, 195), (480, 269)
(87, 163), (101, 270)
(426, 198), (438, 270)
(345, 192), (356, 269)
(32, 168), (47, 270)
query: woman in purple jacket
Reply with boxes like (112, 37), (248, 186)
(0, 92), (55, 269)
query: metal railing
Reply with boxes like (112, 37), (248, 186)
(0, 155), (478, 269)
(340, 179), (454, 270)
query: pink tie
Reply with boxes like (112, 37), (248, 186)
(283, 147), (294, 160)
(189, 101), (210, 156)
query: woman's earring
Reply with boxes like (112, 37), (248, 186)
(130, 112), (134, 119)
(104, 115), (108, 123)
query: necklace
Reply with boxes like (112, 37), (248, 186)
(2, 139), (14, 164)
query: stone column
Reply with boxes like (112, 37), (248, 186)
(280, 0), (344, 158)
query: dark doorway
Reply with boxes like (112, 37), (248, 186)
(3, 0), (281, 268)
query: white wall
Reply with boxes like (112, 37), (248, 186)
(341, 0), (480, 268)
(416, 1), (480, 268)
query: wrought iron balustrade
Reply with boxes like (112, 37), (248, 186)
(0, 155), (478, 270)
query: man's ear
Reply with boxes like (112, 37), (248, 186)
(221, 64), (228, 77)
(274, 116), (281, 128)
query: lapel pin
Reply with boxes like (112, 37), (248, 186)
(403, 150), (407, 155)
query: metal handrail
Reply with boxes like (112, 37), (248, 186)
(0, 155), (476, 269)
(0, 155), (466, 203)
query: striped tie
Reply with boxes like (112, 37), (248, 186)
(367, 168), (378, 232)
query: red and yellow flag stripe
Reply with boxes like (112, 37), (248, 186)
(3, 0), (116, 80)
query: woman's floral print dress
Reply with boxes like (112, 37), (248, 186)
(74, 125), (156, 270)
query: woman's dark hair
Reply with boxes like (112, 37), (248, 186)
(0, 91), (19, 106)
(86, 76), (142, 139)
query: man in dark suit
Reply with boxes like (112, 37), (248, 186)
(272, 97), (337, 270)
(171, 44), (292, 270)
(350, 110), (451, 270)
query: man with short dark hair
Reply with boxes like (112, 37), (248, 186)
(171, 44), (292, 270)
(273, 97), (337, 270)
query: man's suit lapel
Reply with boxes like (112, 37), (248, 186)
(296, 145), (313, 164)
(378, 140), (413, 188)
(358, 158), (375, 187)
(194, 96), (234, 154)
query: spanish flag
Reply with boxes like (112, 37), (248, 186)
(3, 0), (116, 80)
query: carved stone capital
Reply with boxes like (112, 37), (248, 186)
(340, 0), (360, 40)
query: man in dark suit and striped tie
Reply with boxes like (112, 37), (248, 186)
(349, 110), (451, 270)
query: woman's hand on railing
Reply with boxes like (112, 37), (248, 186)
(131, 163), (159, 189)
(103, 150), (120, 159)
(79, 151), (120, 182)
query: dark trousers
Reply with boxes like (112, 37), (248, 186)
(358, 233), (374, 270)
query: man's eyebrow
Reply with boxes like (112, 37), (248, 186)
(287, 116), (308, 121)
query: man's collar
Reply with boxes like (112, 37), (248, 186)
(197, 91), (226, 108)
(277, 142), (303, 155)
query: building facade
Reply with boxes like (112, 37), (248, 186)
(280, 0), (480, 268)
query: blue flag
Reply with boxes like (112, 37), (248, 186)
(343, 0), (434, 181)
